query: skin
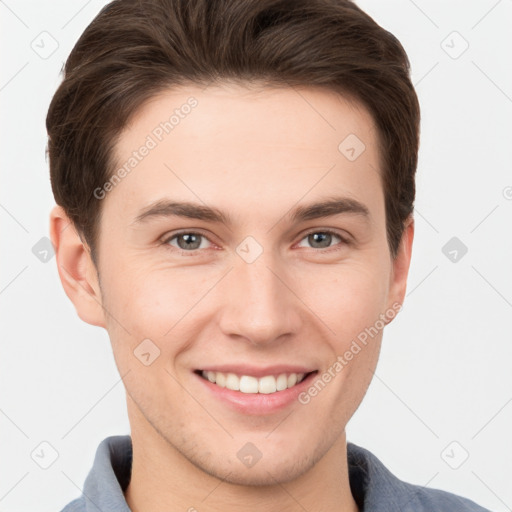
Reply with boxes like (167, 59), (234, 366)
(50, 82), (414, 512)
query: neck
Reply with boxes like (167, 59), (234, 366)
(125, 418), (359, 512)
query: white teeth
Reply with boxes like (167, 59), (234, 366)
(240, 375), (259, 393)
(276, 374), (288, 391)
(215, 372), (227, 388)
(200, 370), (309, 394)
(258, 375), (276, 394)
(225, 372), (240, 391)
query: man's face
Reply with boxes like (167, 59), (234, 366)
(89, 83), (411, 484)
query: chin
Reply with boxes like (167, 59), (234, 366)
(195, 449), (318, 487)
(209, 465), (303, 487)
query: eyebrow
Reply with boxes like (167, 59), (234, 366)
(131, 196), (370, 226)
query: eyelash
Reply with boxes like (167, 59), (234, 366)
(160, 229), (350, 256)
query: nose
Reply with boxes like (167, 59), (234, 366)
(217, 250), (302, 347)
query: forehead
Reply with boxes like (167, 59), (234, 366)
(117, 82), (379, 157)
(108, 83), (382, 221)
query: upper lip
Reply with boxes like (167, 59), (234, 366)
(196, 364), (317, 378)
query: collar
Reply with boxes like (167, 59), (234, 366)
(68, 435), (490, 512)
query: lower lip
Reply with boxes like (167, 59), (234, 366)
(194, 371), (318, 415)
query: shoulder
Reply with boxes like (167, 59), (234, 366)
(57, 435), (133, 512)
(398, 479), (493, 511)
(58, 497), (85, 512)
(347, 442), (493, 512)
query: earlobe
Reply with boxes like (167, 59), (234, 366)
(386, 216), (414, 320)
(49, 205), (107, 328)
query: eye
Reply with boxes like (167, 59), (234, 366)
(161, 229), (349, 255)
(163, 232), (213, 252)
(297, 229), (348, 250)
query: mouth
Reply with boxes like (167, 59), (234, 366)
(194, 369), (318, 395)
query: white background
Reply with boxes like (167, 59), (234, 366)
(1, 1), (511, 511)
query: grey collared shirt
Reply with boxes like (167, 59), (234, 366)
(59, 435), (492, 511)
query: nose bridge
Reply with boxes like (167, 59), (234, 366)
(218, 245), (300, 345)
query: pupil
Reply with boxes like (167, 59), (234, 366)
(179, 233), (200, 250)
(310, 232), (331, 248)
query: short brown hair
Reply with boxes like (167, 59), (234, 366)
(46, 0), (420, 263)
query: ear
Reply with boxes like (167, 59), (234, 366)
(385, 216), (414, 322)
(49, 205), (107, 328)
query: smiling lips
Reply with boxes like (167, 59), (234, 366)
(196, 365), (317, 395)
(201, 370), (308, 394)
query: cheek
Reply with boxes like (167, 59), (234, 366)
(103, 262), (218, 341)
(304, 260), (390, 330)
(99, 267), (207, 394)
